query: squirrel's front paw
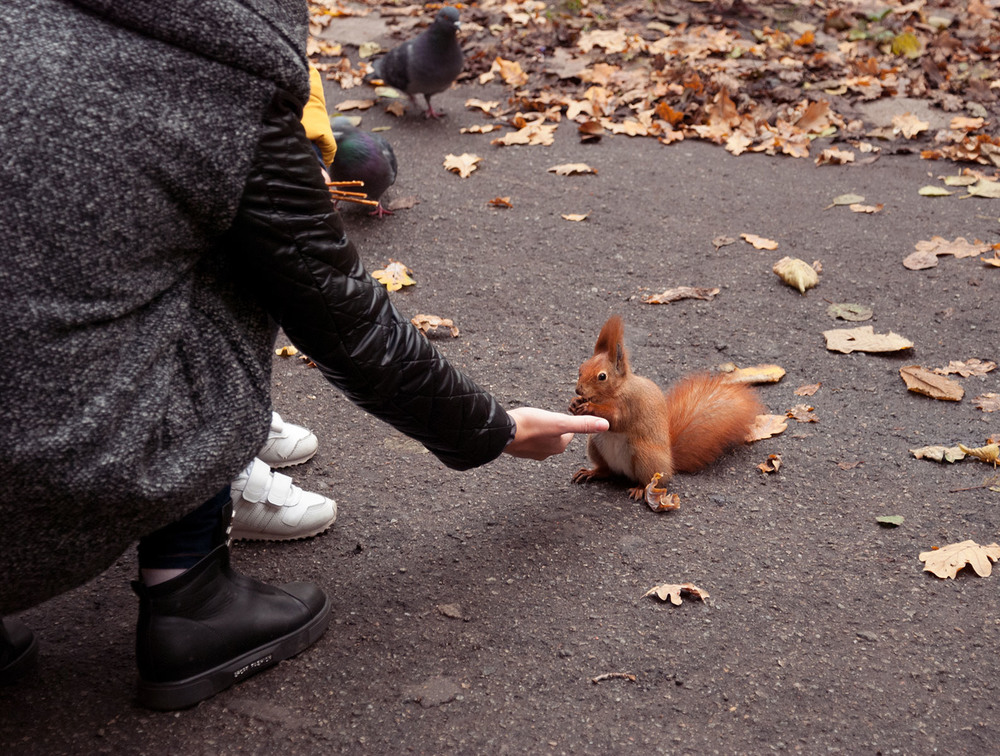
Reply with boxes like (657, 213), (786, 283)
(569, 396), (591, 416)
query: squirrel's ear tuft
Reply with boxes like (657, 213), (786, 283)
(594, 315), (628, 372)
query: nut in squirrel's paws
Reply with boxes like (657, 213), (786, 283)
(631, 473), (680, 511)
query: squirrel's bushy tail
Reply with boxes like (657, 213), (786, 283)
(665, 373), (763, 473)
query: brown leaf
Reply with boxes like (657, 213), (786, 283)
(919, 540), (1000, 579)
(899, 365), (965, 401)
(934, 359), (997, 377)
(794, 382), (821, 396)
(642, 473), (680, 512)
(746, 414), (788, 442)
(561, 213), (589, 222)
(824, 326), (913, 354)
(787, 404), (818, 423)
(849, 203), (884, 214)
(741, 233), (778, 250)
(974, 393), (1000, 412)
(335, 98), (375, 111)
(712, 235), (736, 250)
(487, 196), (513, 208)
(643, 286), (720, 304)
(758, 453), (782, 473)
(547, 163), (597, 176)
(910, 445), (966, 463)
(904, 236), (992, 270)
(643, 582), (710, 605)
(411, 314), (459, 338)
(892, 112), (929, 139)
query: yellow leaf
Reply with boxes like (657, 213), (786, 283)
(643, 582), (710, 605)
(358, 41), (382, 59)
(371, 260), (415, 292)
(643, 286), (720, 304)
(773, 256), (819, 293)
(719, 363), (786, 385)
(957, 443), (1000, 464)
(919, 540), (1000, 579)
(823, 326), (913, 354)
(275, 344), (299, 357)
(740, 233), (778, 250)
(443, 153), (482, 178)
(891, 32), (922, 59)
(918, 185), (953, 197)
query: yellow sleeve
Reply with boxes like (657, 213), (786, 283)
(301, 65), (338, 165)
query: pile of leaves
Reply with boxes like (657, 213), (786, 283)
(311, 0), (1000, 165)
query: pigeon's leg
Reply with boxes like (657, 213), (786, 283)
(369, 203), (394, 218)
(423, 94), (444, 119)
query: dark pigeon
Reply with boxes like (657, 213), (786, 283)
(329, 117), (398, 218)
(372, 6), (463, 119)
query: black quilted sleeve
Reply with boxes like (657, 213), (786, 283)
(223, 91), (515, 470)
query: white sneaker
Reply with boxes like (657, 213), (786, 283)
(230, 458), (337, 541)
(257, 412), (318, 468)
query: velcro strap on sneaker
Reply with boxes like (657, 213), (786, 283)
(241, 458), (274, 504)
(267, 471), (294, 507)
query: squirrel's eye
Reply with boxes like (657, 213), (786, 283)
(598, 372), (607, 381)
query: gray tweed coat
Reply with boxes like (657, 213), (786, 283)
(0, 0), (513, 613)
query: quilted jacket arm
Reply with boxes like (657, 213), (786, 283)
(224, 92), (515, 470)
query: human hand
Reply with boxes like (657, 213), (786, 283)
(503, 407), (609, 461)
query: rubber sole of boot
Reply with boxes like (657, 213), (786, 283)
(136, 593), (331, 711)
(0, 628), (39, 685)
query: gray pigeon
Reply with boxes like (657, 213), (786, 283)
(372, 6), (463, 119)
(329, 117), (398, 218)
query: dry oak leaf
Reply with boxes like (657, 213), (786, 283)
(904, 236), (992, 270)
(562, 213), (589, 222)
(850, 203), (884, 214)
(491, 121), (558, 147)
(465, 98), (499, 114)
(758, 453), (782, 473)
(773, 256), (819, 294)
(712, 235), (737, 249)
(643, 473), (680, 512)
(718, 363), (786, 385)
(460, 124), (501, 134)
(747, 414), (788, 442)
(919, 540), (1000, 579)
(983, 251), (1000, 268)
(443, 153), (482, 178)
(975, 393), (1000, 412)
(787, 404), (818, 423)
(899, 365), (964, 401)
(643, 582), (710, 606)
(547, 163), (597, 176)
(933, 359), (996, 377)
(892, 112), (930, 139)
(823, 326), (913, 354)
(741, 233), (779, 250)
(958, 442), (1000, 464)
(794, 382), (821, 396)
(335, 98), (375, 111)
(411, 314), (459, 338)
(910, 445), (966, 463)
(815, 148), (855, 166)
(488, 196), (513, 208)
(643, 286), (720, 304)
(372, 260), (415, 292)
(275, 344), (299, 357)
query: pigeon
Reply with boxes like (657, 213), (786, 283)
(329, 117), (398, 218)
(372, 6), (463, 119)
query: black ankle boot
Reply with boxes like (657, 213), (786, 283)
(0, 617), (39, 685)
(132, 544), (330, 710)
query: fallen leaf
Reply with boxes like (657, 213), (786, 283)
(460, 124), (501, 134)
(975, 393), (1000, 412)
(741, 233), (779, 250)
(849, 203), (884, 214)
(899, 365), (965, 401)
(411, 314), (459, 338)
(372, 260), (415, 292)
(958, 443), (1000, 464)
(794, 382), (821, 396)
(642, 473), (680, 512)
(436, 603), (465, 620)
(719, 363), (786, 384)
(826, 303), (873, 322)
(828, 193), (865, 207)
(967, 179), (1000, 199)
(712, 235), (736, 249)
(876, 515), (904, 527)
(837, 460), (864, 470)
(910, 445), (966, 463)
(385, 100), (407, 117)
(491, 120), (558, 146)
(335, 98), (375, 111)
(918, 185), (953, 197)
(746, 414), (788, 441)
(547, 163), (597, 176)
(758, 453), (782, 473)
(950, 116), (985, 131)
(919, 540), (1000, 579)
(465, 98), (499, 113)
(643, 286), (720, 304)
(933, 359), (996, 377)
(562, 213), (589, 222)
(787, 404), (818, 423)
(275, 344), (299, 357)
(643, 582), (710, 605)
(892, 112), (929, 138)
(488, 196), (513, 208)
(815, 147), (855, 166)
(904, 236), (992, 269)
(358, 41), (382, 59)
(443, 153), (483, 178)
(823, 326), (913, 354)
(773, 256), (819, 293)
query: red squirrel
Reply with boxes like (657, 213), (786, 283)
(569, 315), (763, 501)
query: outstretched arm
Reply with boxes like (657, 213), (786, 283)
(504, 407), (609, 461)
